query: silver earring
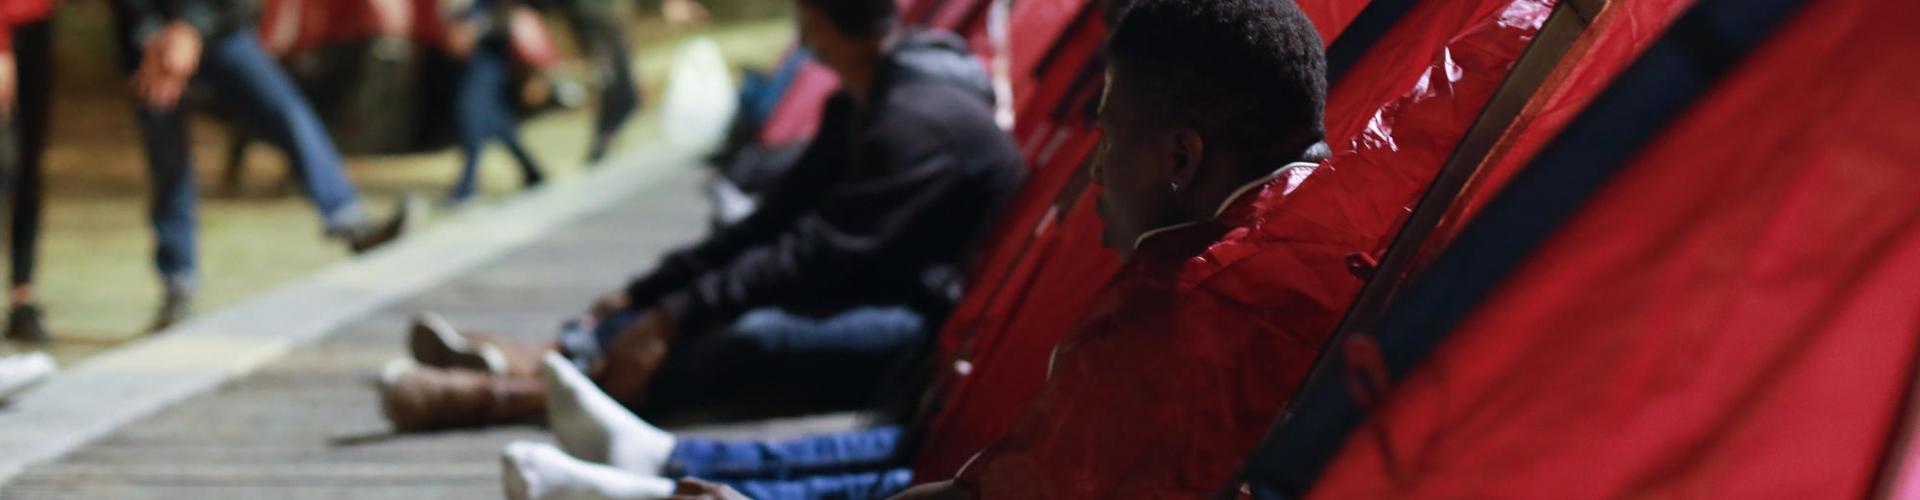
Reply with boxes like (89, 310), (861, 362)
(1169, 181), (1180, 191)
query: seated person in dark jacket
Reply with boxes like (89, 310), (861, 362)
(379, 0), (1026, 431)
(109, 0), (417, 331)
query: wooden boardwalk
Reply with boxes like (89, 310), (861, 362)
(1, 170), (864, 499)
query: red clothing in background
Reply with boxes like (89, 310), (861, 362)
(0, 0), (54, 54)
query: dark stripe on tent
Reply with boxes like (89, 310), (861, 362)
(1322, 0), (1420, 83)
(1239, 0), (1812, 497)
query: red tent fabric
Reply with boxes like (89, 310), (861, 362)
(1414, 0), (1691, 270)
(914, 0), (1556, 482)
(1309, 0), (1920, 497)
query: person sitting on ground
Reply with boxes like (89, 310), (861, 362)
(490, 0), (1343, 497)
(379, 0), (1025, 432)
(108, 0), (421, 331)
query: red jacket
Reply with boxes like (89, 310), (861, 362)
(914, 0), (1553, 482)
(956, 167), (1351, 498)
(0, 0), (53, 55)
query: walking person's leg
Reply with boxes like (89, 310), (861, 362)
(131, 105), (200, 331)
(4, 20), (52, 342)
(566, 4), (638, 164)
(449, 42), (542, 204)
(194, 30), (415, 252)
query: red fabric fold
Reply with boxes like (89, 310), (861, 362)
(1311, 1), (1920, 497)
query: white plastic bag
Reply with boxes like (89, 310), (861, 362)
(659, 36), (738, 152)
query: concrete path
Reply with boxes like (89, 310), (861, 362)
(0, 147), (863, 499)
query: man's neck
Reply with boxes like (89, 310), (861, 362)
(842, 34), (899, 108)
(1181, 141), (1331, 221)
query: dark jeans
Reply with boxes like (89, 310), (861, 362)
(128, 29), (363, 288)
(723, 468), (915, 500)
(671, 426), (915, 499)
(3, 21), (52, 288)
(669, 425), (908, 479)
(558, 4), (638, 149)
(562, 306), (931, 416)
(450, 41), (543, 201)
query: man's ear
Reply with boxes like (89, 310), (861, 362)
(1167, 128), (1206, 191)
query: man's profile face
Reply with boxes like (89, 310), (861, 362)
(794, 3), (864, 79)
(1091, 70), (1175, 254)
(794, 4), (849, 75)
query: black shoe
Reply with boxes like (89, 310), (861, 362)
(343, 194), (426, 254)
(148, 292), (193, 334)
(586, 133), (615, 166)
(5, 304), (48, 344)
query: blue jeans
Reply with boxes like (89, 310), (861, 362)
(676, 428), (915, 498)
(131, 30), (362, 288)
(723, 468), (915, 500)
(669, 426), (908, 479)
(561, 306), (931, 415)
(450, 41), (542, 201)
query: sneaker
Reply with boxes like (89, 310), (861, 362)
(378, 359), (545, 431)
(5, 304), (48, 344)
(148, 290), (193, 334)
(0, 352), (56, 402)
(342, 194), (426, 254)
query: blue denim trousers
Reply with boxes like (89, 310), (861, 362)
(130, 29), (362, 288)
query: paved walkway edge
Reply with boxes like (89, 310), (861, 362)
(0, 145), (704, 489)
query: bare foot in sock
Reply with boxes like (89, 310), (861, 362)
(501, 441), (677, 500)
(542, 352), (676, 474)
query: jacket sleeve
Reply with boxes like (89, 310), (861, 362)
(174, 0), (230, 37)
(655, 112), (966, 333)
(622, 95), (853, 308)
(957, 288), (1313, 497)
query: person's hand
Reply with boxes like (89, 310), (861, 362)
(661, 0), (710, 29)
(588, 291), (632, 321)
(445, 22), (479, 60)
(615, 307), (678, 343)
(133, 22), (204, 110)
(591, 308), (676, 406)
(670, 478), (751, 500)
(0, 52), (16, 120)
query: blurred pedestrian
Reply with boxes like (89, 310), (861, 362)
(0, 0), (55, 343)
(109, 0), (421, 331)
(536, 0), (705, 164)
(440, 0), (546, 205)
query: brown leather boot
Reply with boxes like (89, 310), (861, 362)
(379, 361), (547, 432)
(408, 312), (547, 378)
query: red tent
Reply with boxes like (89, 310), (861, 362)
(1306, 0), (1920, 496)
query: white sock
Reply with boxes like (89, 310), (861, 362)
(501, 441), (677, 500)
(542, 352), (676, 475)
